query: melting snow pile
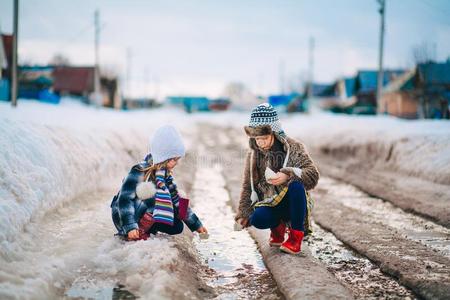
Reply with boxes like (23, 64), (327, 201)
(0, 99), (198, 299)
(282, 113), (450, 185)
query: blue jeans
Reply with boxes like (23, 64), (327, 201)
(250, 181), (307, 231)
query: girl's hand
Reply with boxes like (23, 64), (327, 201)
(268, 172), (289, 186)
(196, 226), (208, 234)
(127, 229), (140, 240)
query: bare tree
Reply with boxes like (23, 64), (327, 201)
(411, 41), (437, 65)
(49, 53), (70, 66)
(222, 82), (247, 101)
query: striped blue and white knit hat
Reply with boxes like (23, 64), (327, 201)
(248, 103), (283, 134)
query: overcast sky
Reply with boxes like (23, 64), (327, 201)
(1, 0), (449, 98)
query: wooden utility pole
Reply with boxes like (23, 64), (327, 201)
(11, 0), (19, 107)
(376, 0), (386, 113)
(279, 59), (285, 95)
(93, 9), (101, 106)
(307, 36), (315, 99)
(126, 47), (132, 100)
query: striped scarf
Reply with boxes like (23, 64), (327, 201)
(153, 169), (176, 225)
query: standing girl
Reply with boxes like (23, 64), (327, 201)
(111, 125), (207, 241)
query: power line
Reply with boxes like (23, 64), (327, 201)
(57, 21), (94, 55)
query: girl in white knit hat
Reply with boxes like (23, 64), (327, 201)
(111, 125), (207, 241)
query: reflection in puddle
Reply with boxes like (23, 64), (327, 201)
(192, 164), (282, 299)
(65, 281), (136, 300)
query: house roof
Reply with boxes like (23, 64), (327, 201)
(383, 69), (415, 93)
(417, 61), (450, 86)
(356, 69), (405, 93)
(0, 36), (6, 69)
(344, 77), (356, 97)
(19, 65), (54, 87)
(309, 83), (335, 97)
(53, 66), (95, 94)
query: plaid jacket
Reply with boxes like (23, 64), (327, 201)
(111, 156), (202, 236)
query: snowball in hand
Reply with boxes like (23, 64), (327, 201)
(265, 167), (277, 180)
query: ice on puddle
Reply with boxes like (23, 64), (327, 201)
(199, 232), (210, 239)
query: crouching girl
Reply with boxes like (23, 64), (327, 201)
(111, 125), (207, 241)
(235, 103), (319, 255)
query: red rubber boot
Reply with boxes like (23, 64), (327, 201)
(269, 222), (286, 246)
(280, 229), (304, 254)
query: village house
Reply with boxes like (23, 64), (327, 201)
(381, 61), (450, 119)
(0, 34), (12, 101)
(319, 70), (405, 115)
(52, 66), (121, 108)
(351, 69), (405, 114)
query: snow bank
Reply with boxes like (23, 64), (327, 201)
(0, 99), (208, 299)
(0, 189), (202, 299)
(0, 99), (190, 242)
(185, 110), (450, 185)
(93, 237), (180, 298)
(281, 113), (450, 185)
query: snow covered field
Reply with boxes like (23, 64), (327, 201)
(0, 99), (449, 298)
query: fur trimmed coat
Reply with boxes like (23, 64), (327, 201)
(236, 125), (320, 221)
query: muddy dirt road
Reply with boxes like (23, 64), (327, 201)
(196, 124), (449, 300)
(2, 123), (448, 300)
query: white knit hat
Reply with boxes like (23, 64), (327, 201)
(150, 125), (186, 164)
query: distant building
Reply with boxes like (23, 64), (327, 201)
(326, 70), (405, 115)
(208, 98), (231, 111)
(18, 66), (59, 103)
(0, 34), (12, 101)
(353, 70), (405, 113)
(381, 61), (450, 119)
(166, 96), (210, 112)
(268, 94), (295, 107)
(315, 77), (357, 112)
(52, 66), (120, 108)
(123, 97), (159, 110)
(1, 34), (12, 79)
(52, 66), (95, 101)
(292, 83), (335, 113)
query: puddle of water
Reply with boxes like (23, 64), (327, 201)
(65, 281), (136, 300)
(191, 163), (282, 300)
(319, 177), (450, 256)
(307, 222), (417, 300)
(64, 265), (137, 300)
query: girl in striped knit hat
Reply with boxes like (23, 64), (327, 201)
(235, 103), (319, 254)
(111, 125), (207, 241)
